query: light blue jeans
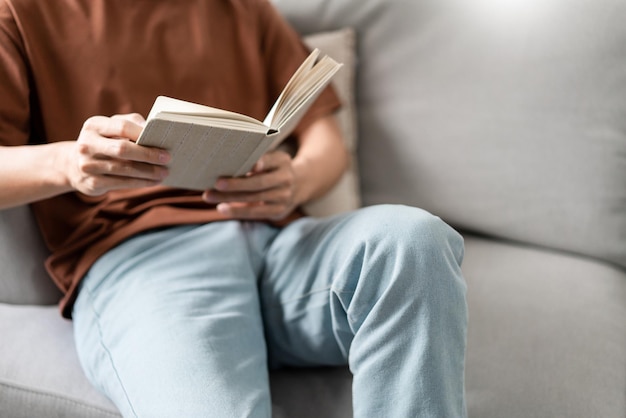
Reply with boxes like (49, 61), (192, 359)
(72, 205), (467, 417)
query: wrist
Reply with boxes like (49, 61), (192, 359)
(0, 141), (76, 209)
(291, 156), (316, 206)
(47, 141), (76, 194)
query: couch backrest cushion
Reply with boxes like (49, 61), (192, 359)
(273, 0), (626, 268)
(302, 28), (361, 217)
(0, 206), (61, 304)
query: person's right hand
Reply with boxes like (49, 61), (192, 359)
(65, 113), (170, 196)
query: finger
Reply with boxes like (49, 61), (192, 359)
(79, 134), (170, 166)
(83, 116), (144, 141)
(78, 174), (163, 196)
(78, 157), (169, 182)
(214, 168), (290, 192)
(103, 138), (170, 165)
(251, 150), (291, 173)
(112, 113), (147, 128)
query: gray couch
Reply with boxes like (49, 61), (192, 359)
(2, 0), (625, 417)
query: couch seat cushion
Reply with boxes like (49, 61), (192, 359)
(463, 236), (626, 418)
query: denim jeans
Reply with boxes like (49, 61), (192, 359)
(72, 205), (467, 417)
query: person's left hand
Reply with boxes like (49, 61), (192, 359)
(202, 150), (300, 221)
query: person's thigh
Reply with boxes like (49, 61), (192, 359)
(73, 221), (278, 418)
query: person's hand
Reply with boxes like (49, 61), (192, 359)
(202, 150), (300, 221)
(64, 113), (170, 196)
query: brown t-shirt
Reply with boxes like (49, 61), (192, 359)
(0, 0), (340, 317)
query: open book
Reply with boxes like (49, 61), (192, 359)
(136, 49), (343, 190)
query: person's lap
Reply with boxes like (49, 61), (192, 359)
(73, 205), (468, 418)
(73, 221), (276, 417)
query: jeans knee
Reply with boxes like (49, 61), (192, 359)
(354, 205), (463, 262)
(353, 204), (466, 304)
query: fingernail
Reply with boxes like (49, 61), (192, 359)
(159, 151), (170, 163)
(215, 179), (228, 190)
(217, 203), (230, 215)
(203, 192), (215, 202)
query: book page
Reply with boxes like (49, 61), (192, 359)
(155, 112), (268, 134)
(148, 96), (267, 130)
(263, 51), (343, 141)
(272, 56), (342, 129)
(262, 49), (321, 128)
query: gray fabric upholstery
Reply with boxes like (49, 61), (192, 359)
(274, 0), (626, 269)
(0, 305), (119, 418)
(0, 206), (61, 305)
(463, 237), (626, 418)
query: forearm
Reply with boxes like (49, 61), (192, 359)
(291, 114), (349, 206)
(0, 142), (73, 209)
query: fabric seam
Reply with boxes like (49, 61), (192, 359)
(80, 285), (139, 418)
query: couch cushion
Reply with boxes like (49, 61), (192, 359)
(302, 27), (361, 218)
(0, 305), (119, 418)
(0, 206), (61, 305)
(463, 236), (626, 418)
(273, 0), (626, 269)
